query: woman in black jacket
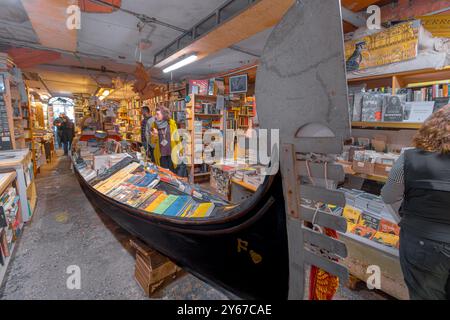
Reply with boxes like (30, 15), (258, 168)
(381, 105), (450, 300)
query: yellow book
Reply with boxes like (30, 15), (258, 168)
(180, 204), (193, 217)
(144, 193), (168, 213)
(190, 203), (215, 218)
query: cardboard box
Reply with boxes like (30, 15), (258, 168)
(374, 163), (392, 177)
(352, 160), (375, 175)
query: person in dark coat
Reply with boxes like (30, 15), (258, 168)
(381, 105), (450, 300)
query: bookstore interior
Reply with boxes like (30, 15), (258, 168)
(0, 0), (450, 301)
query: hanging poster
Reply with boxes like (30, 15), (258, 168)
(345, 21), (420, 71)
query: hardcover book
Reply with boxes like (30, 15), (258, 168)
(152, 195), (179, 215)
(144, 193), (168, 213)
(164, 196), (193, 217)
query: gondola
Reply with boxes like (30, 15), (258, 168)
(75, 166), (289, 300)
(75, 0), (350, 300)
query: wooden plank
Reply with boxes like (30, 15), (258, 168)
(299, 184), (346, 207)
(296, 161), (345, 182)
(304, 249), (349, 283)
(300, 205), (347, 233)
(286, 217), (306, 300)
(153, 0), (294, 69)
(302, 226), (348, 258)
(280, 144), (301, 219)
(352, 121), (422, 130)
(21, 0), (78, 52)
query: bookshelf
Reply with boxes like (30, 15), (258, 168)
(226, 96), (255, 130)
(349, 67), (450, 131)
(352, 121), (422, 130)
(116, 98), (142, 143)
(185, 94), (224, 183)
(0, 171), (19, 287)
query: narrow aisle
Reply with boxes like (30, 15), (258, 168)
(0, 152), (226, 300)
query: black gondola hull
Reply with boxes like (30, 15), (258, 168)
(76, 170), (289, 300)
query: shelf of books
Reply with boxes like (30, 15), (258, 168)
(185, 94), (223, 184)
(116, 98), (142, 143)
(348, 67), (450, 130)
(0, 171), (21, 287)
(72, 139), (229, 221)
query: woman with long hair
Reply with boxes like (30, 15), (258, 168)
(150, 105), (182, 172)
(381, 105), (450, 300)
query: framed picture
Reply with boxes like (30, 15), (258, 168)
(229, 74), (248, 94)
(0, 74), (5, 94)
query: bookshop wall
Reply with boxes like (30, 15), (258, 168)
(0, 53), (41, 285)
(337, 18), (450, 299)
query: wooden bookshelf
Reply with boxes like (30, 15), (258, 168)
(186, 94), (223, 183)
(348, 67), (450, 92)
(352, 121), (422, 130)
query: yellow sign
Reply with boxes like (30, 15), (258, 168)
(345, 21), (420, 70)
(420, 14), (450, 38)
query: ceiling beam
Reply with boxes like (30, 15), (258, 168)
(20, 0), (77, 52)
(153, 0), (295, 71)
(341, 0), (383, 12)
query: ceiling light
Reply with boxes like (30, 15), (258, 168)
(102, 90), (110, 97)
(163, 54), (198, 73)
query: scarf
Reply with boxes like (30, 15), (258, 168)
(155, 119), (168, 130)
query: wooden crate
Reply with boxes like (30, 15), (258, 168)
(130, 239), (184, 297)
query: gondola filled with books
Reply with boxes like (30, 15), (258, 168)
(72, 135), (230, 220)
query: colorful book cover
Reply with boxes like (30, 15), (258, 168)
(351, 225), (376, 239)
(379, 219), (400, 236)
(152, 195), (179, 215)
(164, 196), (193, 217)
(144, 193), (168, 213)
(190, 202), (215, 218)
(372, 231), (399, 248)
(127, 189), (157, 208)
(135, 173), (159, 187)
(180, 203), (194, 217)
(139, 191), (163, 210)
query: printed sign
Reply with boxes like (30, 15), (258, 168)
(345, 21), (420, 70)
(420, 14), (450, 38)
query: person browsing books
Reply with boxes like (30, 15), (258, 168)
(381, 105), (450, 300)
(151, 106), (182, 172)
(141, 106), (155, 162)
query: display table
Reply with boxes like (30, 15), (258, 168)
(0, 149), (34, 222)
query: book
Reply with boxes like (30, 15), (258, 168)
(144, 193), (168, 213)
(164, 196), (193, 217)
(139, 191), (163, 210)
(135, 173), (159, 188)
(189, 202), (215, 218)
(152, 195), (179, 215)
(127, 188), (157, 208)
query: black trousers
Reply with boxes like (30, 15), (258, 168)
(399, 229), (450, 300)
(159, 156), (175, 173)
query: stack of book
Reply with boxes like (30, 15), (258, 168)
(0, 185), (21, 261)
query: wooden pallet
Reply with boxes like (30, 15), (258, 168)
(130, 238), (184, 297)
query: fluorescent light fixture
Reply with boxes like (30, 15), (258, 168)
(102, 90), (110, 97)
(163, 54), (198, 73)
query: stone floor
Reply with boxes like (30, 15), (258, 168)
(0, 151), (227, 300)
(0, 150), (389, 300)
